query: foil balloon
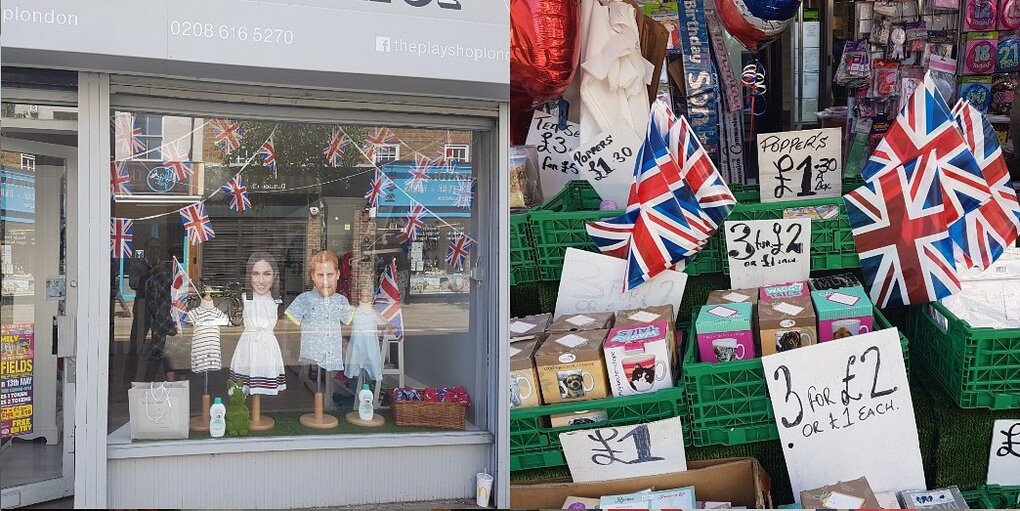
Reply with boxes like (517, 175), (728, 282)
(717, 0), (802, 52)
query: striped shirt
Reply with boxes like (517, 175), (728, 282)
(188, 307), (228, 372)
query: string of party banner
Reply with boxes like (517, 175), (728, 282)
(110, 116), (478, 270)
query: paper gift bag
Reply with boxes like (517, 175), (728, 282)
(128, 381), (190, 440)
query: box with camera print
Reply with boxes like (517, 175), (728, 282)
(604, 320), (675, 397)
(546, 312), (615, 334)
(811, 285), (874, 342)
(509, 339), (543, 409)
(615, 304), (679, 371)
(535, 330), (610, 404)
(757, 298), (817, 356)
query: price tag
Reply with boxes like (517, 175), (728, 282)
(757, 128), (842, 203)
(987, 419), (1020, 485)
(526, 111), (581, 197)
(559, 417), (687, 483)
(761, 329), (926, 497)
(725, 219), (811, 289)
(570, 125), (642, 209)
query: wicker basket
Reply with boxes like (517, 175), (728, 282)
(393, 401), (467, 430)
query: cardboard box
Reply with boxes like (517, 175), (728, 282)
(510, 313), (551, 342)
(535, 330), (610, 403)
(800, 477), (880, 509)
(707, 289), (760, 305)
(811, 285), (874, 342)
(757, 298), (818, 356)
(604, 320), (676, 397)
(616, 305), (679, 368)
(549, 409), (609, 427)
(695, 303), (755, 363)
(809, 272), (862, 291)
(509, 339), (543, 409)
(510, 458), (773, 509)
(759, 281), (811, 301)
(547, 312), (615, 333)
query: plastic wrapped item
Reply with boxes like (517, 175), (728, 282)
(872, 59), (900, 97)
(964, 31), (1000, 75)
(964, 0), (999, 31)
(990, 73), (1020, 115)
(835, 40), (872, 87)
(929, 55), (959, 102)
(960, 76), (994, 112)
(1000, 0), (1020, 29)
(998, 31), (1020, 72)
(509, 145), (544, 210)
(899, 65), (926, 109)
(905, 21), (928, 53)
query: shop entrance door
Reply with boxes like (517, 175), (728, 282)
(0, 133), (78, 508)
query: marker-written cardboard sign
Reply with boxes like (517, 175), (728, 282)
(554, 248), (688, 321)
(988, 419), (1020, 485)
(725, 219), (811, 289)
(761, 329), (925, 497)
(526, 111), (581, 197)
(560, 416), (688, 483)
(570, 125), (642, 209)
(758, 128), (842, 203)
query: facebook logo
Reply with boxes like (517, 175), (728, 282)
(376, 36), (391, 52)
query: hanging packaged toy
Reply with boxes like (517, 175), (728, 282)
(872, 60), (900, 97)
(964, 31), (999, 75)
(835, 40), (872, 87)
(1000, 0), (1020, 29)
(999, 31), (1020, 71)
(870, 17), (892, 46)
(899, 66), (926, 109)
(990, 73), (1020, 114)
(929, 55), (959, 102)
(905, 21), (928, 53)
(965, 0), (999, 31)
(960, 76), (995, 112)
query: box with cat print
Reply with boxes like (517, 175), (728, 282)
(707, 289), (760, 305)
(603, 320), (675, 397)
(510, 313), (551, 343)
(695, 303), (755, 363)
(759, 281), (810, 301)
(546, 312), (615, 334)
(758, 298), (817, 355)
(615, 305), (678, 370)
(535, 330), (610, 404)
(812, 286), (874, 342)
(510, 339), (543, 409)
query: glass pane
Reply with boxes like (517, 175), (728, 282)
(108, 112), (486, 439)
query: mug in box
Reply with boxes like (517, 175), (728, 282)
(546, 312), (615, 333)
(509, 339), (543, 409)
(510, 313), (551, 342)
(760, 281), (810, 301)
(534, 330), (610, 403)
(615, 304), (678, 369)
(604, 320), (675, 396)
(707, 288), (760, 305)
(549, 409), (609, 427)
(695, 303), (755, 363)
(811, 286), (874, 342)
(757, 298), (817, 355)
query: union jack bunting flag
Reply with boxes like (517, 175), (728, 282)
(844, 150), (960, 308)
(111, 161), (132, 195)
(405, 154), (433, 193)
(113, 112), (147, 158)
(111, 219), (133, 259)
(222, 175), (252, 212)
(374, 258), (404, 341)
(180, 202), (216, 245)
(365, 169), (387, 208)
(258, 136), (278, 179)
(951, 99), (1020, 269)
(453, 179), (474, 209)
(324, 126), (350, 167)
(210, 119), (244, 155)
(170, 256), (194, 334)
(445, 233), (474, 270)
(400, 203), (427, 243)
(364, 127), (398, 162)
(161, 140), (193, 180)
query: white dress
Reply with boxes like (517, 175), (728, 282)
(343, 304), (384, 381)
(229, 297), (287, 395)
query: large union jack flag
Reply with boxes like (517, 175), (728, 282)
(405, 154), (433, 193)
(844, 150), (960, 308)
(365, 169), (387, 208)
(111, 161), (132, 195)
(180, 202), (216, 245)
(111, 219), (133, 259)
(171, 256), (195, 334)
(324, 127), (350, 167)
(399, 203), (427, 243)
(374, 258), (405, 341)
(210, 119), (244, 155)
(222, 175), (252, 212)
(364, 127), (398, 162)
(445, 233), (474, 270)
(586, 101), (733, 289)
(113, 112), (147, 158)
(951, 99), (1020, 269)
(161, 140), (193, 180)
(258, 136), (278, 179)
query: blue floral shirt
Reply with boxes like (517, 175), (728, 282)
(285, 291), (355, 371)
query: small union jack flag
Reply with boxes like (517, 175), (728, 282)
(113, 112), (147, 158)
(365, 169), (387, 208)
(171, 256), (195, 333)
(324, 126), (350, 167)
(445, 233), (475, 270)
(111, 219), (134, 259)
(364, 127), (398, 162)
(111, 161), (132, 195)
(210, 119), (244, 155)
(453, 179), (474, 209)
(258, 136), (278, 179)
(399, 203), (427, 243)
(180, 202), (215, 245)
(374, 258), (404, 341)
(222, 175), (252, 212)
(161, 140), (193, 180)
(405, 154), (433, 193)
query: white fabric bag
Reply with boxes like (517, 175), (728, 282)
(128, 381), (190, 440)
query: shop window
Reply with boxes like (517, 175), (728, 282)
(134, 114), (164, 161)
(444, 144), (469, 163)
(107, 110), (486, 441)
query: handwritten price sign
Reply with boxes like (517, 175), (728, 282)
(559, 416), (687, 483)
(526, 111), (581, 197)
(570, 125), (642, 209)
(761, 329), (925, 496)
(725, 219), (811, 288)
(757, 128), (842, 204)
(987, 419), (1020, 485)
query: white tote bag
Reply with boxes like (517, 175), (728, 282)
(128, 381), (190, 440)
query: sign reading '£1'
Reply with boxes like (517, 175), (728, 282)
(757, 128), (842, 204)
(570, 126), (642, 209)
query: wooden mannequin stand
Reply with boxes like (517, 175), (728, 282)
(249, 395), (275, 431)
(300, 368), (338, 429)
(346, 369), (385, 427)
(189, 372), (211, 432)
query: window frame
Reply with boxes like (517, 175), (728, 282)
(372, 143), (400, 164)
(443, 143), (470, 162)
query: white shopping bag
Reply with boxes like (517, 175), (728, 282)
(128, 381), (190, 440)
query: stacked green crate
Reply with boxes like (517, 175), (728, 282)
(510, 214), (540, 286)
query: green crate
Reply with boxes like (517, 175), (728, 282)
(963, 485), (1020, 509)
(907, 301), (1020, 410)
(530, 208), (625, 281)
(535, 181), (604, 213)
(684, 306), (909, 447)
(510, 387), (690, 471)
(510, 214), (540, 286)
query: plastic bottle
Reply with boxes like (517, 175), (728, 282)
(209, 397), (227, 438)
(357, 384), (374, 421)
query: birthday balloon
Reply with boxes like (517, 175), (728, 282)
(510, 0), (580, 109)
(717, 0), (802, 52)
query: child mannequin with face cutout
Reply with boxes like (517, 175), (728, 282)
(285, 250), (355, 372)
(344, 286), (388, 382)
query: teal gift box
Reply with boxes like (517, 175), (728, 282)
(811, 285), (874, 342)
(695, 302), (755, 363)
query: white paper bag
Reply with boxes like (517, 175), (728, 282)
(128, 381), (190, 440)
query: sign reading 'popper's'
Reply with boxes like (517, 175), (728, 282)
(757, 128), (842, 203)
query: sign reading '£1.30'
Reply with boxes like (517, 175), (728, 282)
(757, 128), (842, 204)
(570, 126), (642, 209)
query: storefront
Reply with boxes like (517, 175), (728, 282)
(0, 1), (510, 508)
